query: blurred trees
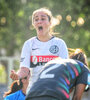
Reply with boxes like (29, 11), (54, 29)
(0, 0), (90, 57)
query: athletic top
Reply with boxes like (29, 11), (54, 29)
(26, 58), (90, 100)
(20, 37), (68, 84)
(4, 90), (25, 100)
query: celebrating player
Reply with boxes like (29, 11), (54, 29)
(10, 7), (68, 91)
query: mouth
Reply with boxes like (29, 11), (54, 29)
(38, 26), (43, 31)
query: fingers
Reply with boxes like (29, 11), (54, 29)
(18, 67), (30, 79)
(10, 70), (19, 80)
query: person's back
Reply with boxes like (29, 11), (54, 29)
(26, 58), (90, 100)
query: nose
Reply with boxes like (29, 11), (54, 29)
(37, 19), (42, 24)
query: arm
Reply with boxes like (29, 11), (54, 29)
(72, 84), (86, 100)
(10, 40), (31, 80)
(59, 39), (69, 59)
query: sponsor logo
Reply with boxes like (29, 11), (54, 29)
(49, 45), (59, 54)
(32, 56), (38, 64)
(32, 48), (39, 50)
(30, 55), (58, 67)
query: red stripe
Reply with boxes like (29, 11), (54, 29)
(57, 87), (69, 99)
(73, 67), (79, 76)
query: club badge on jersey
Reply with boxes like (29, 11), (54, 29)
(49, 45), (59, 54)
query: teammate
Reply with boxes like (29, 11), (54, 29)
(25, 48), (90, 100)
(10, 7), (68, 89)
(68, 48), (88, 67)
(3, 71), (30, 100)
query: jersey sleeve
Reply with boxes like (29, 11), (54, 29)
(58, 39), (69, 59)
(20, 40), (31, 68)
(76, 71), (90, 85)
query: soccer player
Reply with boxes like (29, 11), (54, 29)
(26, 49), (90, 100)
(4, 71), (30, 100)
(10, 7), (68, 91)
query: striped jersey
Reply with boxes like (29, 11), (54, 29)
(26, 58), (90, 100)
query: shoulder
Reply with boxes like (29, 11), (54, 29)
(75, 60), (85, 67)
(22, 37), (37, 48)
(76, 60), (89, 70)
(53, 37), (66, 44)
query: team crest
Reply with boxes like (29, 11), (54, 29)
(49, 45), (59, 54)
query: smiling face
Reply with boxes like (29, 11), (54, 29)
(33, 11), (51, 36)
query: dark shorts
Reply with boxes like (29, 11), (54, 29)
(25, 96), (59, 100)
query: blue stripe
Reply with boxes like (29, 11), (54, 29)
(77, 61), (84, 67)
(67, 64), (75, 79)
(59, 78), (70, 89)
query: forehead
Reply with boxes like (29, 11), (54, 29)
(34, 11), (48, 18)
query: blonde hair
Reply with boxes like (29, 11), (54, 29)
(32, 7), (60, 34)
(68, 48), (88, 67)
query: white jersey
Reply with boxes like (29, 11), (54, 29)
(20, 36), (68, 87)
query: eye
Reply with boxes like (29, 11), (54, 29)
(41, 18), (45, 21)
(34, 18), (38, 22)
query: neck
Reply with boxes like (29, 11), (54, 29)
(37, 33), (53, 42)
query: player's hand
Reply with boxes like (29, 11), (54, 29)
(10, 70), (19, 80)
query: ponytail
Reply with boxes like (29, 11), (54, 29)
(3, 80), (23, 97)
